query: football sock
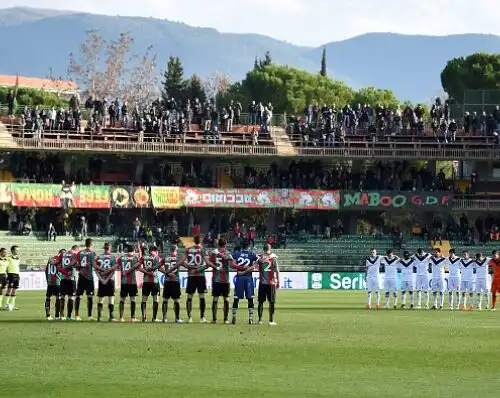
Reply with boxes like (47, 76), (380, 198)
(425, 292), (430, 307)
(477, 293), (482, 307)
(212, 300), (218, 322)
(162, 301), (168, 320)
(186, 298), (192, 318)
(417, 291), (422, 306)
(409, 292), (414, 306)
(257, 302), (264, 321)
(87, 297), (93, 317)
(232, 299), (239, 317)
(0, 293), (4, 307)
(401, 292), (406, 305)
(55, 298), (60, 318)
(152, 301), (159, 320)
(455, 292), (460, 307)
(223, 300), (229, 322)
(119, 301), (125, 318)
(448, 292), (453, 307)
(10, 296), (16, 307)
(384, 293), (389, 307)
(131, 301), (136, 318)
(67, 299), (74, 318)
(200, 297), (206, 318)
(485, 294), (489, 308)
(375, 292), (380, 306)
(470, 294), (475, 307)
(45, 298), (51, 317)
(97, 303), (103, 320)
(248, 298), (254, 322)
(461, 294), (466, 308)
(75, 297), (81, 316)
(269, 303), (275, 322)
(108, 303), (114, 319)
(174, 302), (180, 320)
(60, 298), (65, 316)
(367, 292), (372, 306)
(433, 292), (437, 307)
(141, 302), (147, 320)
(393, 293), (398, 307)
(439, 293), (444, 308)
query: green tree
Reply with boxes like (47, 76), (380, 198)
(184, 74), (207, 103)
(320, 47), (327, 77)
(440, 53), (500, 102)
(162, 56), (186, 101)
(353, 87), (400, 109)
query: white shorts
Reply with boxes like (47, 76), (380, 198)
(416, 275), (429, 291)
(460, 280), (474, 293)
(366, 277), (380, 292)
(400, 280), (414, 292)
(475, 279), (490, 293)
(431, 277), (445, 292)
(383, 278), (397, 293)
(448, 277), (461, 292)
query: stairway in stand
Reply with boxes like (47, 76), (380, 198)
(269, 126), (297, 156)
(0, 122), (19, 149)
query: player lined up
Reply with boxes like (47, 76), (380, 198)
(45, 237), (280, 325)
(0, 246), (21, 311)
(365, 248), (500, 310)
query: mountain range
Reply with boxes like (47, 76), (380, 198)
(0, 7), (499, 102)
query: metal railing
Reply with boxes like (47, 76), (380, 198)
(453, 198), (500, 211)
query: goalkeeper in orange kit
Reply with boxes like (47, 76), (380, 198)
(488, 251), (500, 310)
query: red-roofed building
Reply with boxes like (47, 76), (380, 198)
(0, 74), (79, 95)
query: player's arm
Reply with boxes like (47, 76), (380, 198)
(274, 259), (280, 288)
(93, 255), (108, 273)
(204, 254), (218, 270)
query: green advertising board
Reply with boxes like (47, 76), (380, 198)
(308, 272), (366, 290)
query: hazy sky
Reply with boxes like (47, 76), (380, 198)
(3, 0), (499, 46)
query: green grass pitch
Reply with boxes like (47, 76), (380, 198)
(1, 290), (500, 398)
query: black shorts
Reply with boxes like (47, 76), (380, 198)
(212, 282), (230, 298)
(163, 281), (181, 300)
(186, 276), (207, 295)
(98, 280), (116, 297)
(76, 276), (94, 296)
(0, 274), (7, 288)
(142, 282), (160, 297)
(120, 284), (138, 298)
(46, 285), (60, 297)
(7, 273), (20, 289)
(60, 279), (76, 296)
(258, 284), (276, 303)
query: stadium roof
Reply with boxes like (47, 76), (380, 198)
(0, 74), (79, 95)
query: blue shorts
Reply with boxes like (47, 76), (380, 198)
(234, 275), (254, 299)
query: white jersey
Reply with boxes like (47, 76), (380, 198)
(430, 256), (446, 278)
(460, 259), (475, 281)
(475, 258), (489, 280)
(446, 256), (461, 278)
(398, 258), (415, 282)
(365, 256), (382, 279)
(381, 255), (398, 279)
(413, 253), (430, 276)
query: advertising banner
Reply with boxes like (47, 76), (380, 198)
(150, 187), (180, 209)
(180, 188), (339, 209)
(18, 271), (308, 291)
(111, 186), (152, 208)
(11, 183), (61, 207)
(0, 183), (11, 204)
(340, 191), (453, 210)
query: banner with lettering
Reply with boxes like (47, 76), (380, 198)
(111, 186), (151, 208)
(11, 183), (61, 207)
(150, 187), (180, 209)
(340, 191), (453, 210)
(179, 188), (340, 209)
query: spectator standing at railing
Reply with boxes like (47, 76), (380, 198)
(248, 101), (257, 125)
(121, 102), (129, 129)
(256, 102), (264, 126)
(114, 98), (121, 123)
(108, 103), (116, 128)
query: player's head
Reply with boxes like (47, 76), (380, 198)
(149, 245), (158, 254)
(59, 249), (66, 255)
(462, 250), (470, 259)
(241, 240), (249, 250)
(0, 247), (6, 257)
(170, 243), (178, 253)
(370, 248), (376, 257)
(492, 250), (499, 259)
(403, 250), (410, 260)
(11, 245), (19, 256)
(126, 244), (134, 253)
(417, 248), (424, 255)
(193, 235), (201, 245)
(476, 252), (483, 260)
(433, 247), (441, 256)
(386, 249), (393, 257)
(263, 243), (271, 254)
(103, 243), (111, 253)
(449, 248), (456, 256)
(218, 238), (227, 249)
(71, 245), (79, 252)
(85, 238), (92, 249)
